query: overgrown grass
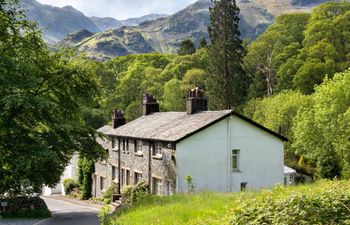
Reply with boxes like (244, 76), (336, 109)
(104, 180), (350, 225)
(0, 208), (51, 219)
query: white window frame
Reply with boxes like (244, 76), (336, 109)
(152, 177), (162, 195)
(135, 140), (143, 154)
(154, 142), (162, 156)
(112, 138), (119, 150)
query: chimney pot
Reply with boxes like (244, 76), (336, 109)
(186, 87), (208, 115)
(112, 109), (125, 129)
(143, 93), (159, 115)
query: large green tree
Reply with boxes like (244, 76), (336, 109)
(293, 70), (350, 178)
(208, 0), (247, 109)
(0, 0), (104, 196)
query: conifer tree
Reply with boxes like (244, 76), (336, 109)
(199, 37), (208, 48)
(178, 39), (196, 55)
(208, 0), (247, 109)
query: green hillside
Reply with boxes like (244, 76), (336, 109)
(102, 180), (350, 225)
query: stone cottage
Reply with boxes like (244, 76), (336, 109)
(92, 88), (287, 197)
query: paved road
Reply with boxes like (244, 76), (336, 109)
(39, 197), (100, 225)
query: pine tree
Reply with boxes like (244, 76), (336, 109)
(199, 37), (208, 48)
(207, 0), (247, 109)
(178, 39), (196, 55)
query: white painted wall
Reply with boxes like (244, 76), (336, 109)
(42, 154), (79, 196)
(176, 115), (284, 193)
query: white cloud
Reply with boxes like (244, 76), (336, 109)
(36, 0), (197, 20)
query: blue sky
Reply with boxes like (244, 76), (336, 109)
(37, 0), (197, 20)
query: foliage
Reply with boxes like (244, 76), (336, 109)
(293, 70), (350, 178)
(101, 183), (118, 204)
(184, 175), (194, 193)
(244, 91), (312, 160)
(178, 39), (196, 55)
(0, 208), (51, 219)
(0, 0), (104, 196)
(106, 180), (350, 225)
(244, 13), (310, 98)
(63, 178), (78, 195)
(245, 2), (350, 98)
(98, 205), (113, 225)
(78, 157), (95, 200)
(230, 181), (350, 225)
(163, 78), (185, 111)
(121, 181), (150, 205)
(208, 0), (248, 109)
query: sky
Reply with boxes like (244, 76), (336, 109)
(36, 0), (198, 20)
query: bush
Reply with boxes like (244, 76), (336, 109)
(78, 157), (95, 200)
(230, 181), (350, 225)
(63, 178), (78, 195)
(101, 183), (118, 204)
(121, 181), (150, 204)
(98, 205), (113, 225)
(1, 208), (51, 219)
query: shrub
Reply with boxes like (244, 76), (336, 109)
(101, 183), (118, 204)
(78, 157), (95, 200)
(1, 208), (51, 219)
(98, 205), (113, 225)
(121, 181), (150, 204)
(63, 178), (78, 195)
(230, 181), (350, 225)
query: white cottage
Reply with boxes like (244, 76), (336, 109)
(94, 88), (287, 196)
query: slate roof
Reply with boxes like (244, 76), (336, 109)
(97, 110), (288, 143)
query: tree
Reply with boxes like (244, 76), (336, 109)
(293, 70), (350, 178)
(181, 68), (207, 93)
(199, 37), (208, 49)
(0, 0), (104, 196)
(178, 39), (196, 55)
(244, 13), (310, 98)
(163, 78), (185, 111)
(207, 0), (247, 109)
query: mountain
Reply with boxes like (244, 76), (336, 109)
(20, 0), (100, 44)
(120, 14), (169, 26)
(90, 17), (124, 31)
(90, 14), (168, 31)
(56, 0), (339, 60)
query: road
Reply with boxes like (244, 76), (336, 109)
(39, 197), (100, 225)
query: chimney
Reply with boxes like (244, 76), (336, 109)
(112, 109), (126, 129)
(143, 93), (159, 116)
(186, 87), (208, 115)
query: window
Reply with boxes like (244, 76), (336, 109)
(167, 181), (173, 196)
(152, 177), (162, 195)
(153, 142), (162, 156)
(112, 166), (118, 182)
(134, 140), (143, 154)
(121, 169), (125, 185)
(241, 182), (247, 191)
(122, 139), (129, 153)
(112, 138), (119, 149)
(232, 149), (240, 170)
(134, 172), (142, 184)
(121, 169), (130, 186)
(126, 169), (130, 185)
(100, 177), (105, 190)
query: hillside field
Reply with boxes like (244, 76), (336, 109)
(105, 180), (350, 225)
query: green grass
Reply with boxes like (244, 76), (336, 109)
(0, 208), (51, 219)
(105, 180), (350, 225)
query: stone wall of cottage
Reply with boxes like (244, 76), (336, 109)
(93, 137), (177, 197)
(93, 138), (120, 198)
